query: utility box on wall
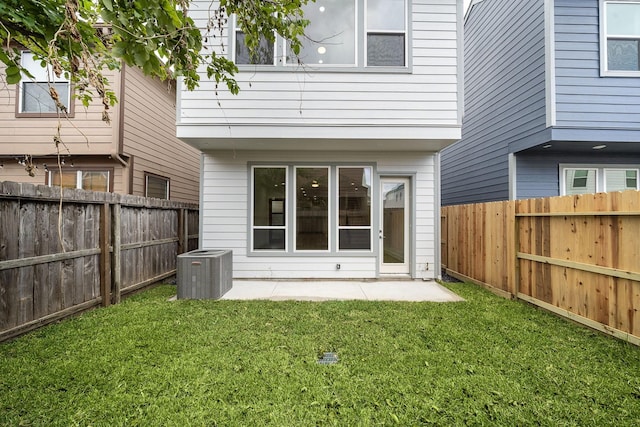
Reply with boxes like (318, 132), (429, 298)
(177, 249), (233, 299)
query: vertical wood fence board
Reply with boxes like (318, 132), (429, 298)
(0, 200), (20, 329)
(48, 203), (63, 314)
(33, 202), (49, 320)
(17, 202), (36, 325)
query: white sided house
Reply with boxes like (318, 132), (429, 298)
(177, 0), (463, 280)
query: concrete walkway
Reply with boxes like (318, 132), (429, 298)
(220, 279), (464, 302)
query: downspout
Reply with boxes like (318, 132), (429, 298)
(112, 62), (133, 194)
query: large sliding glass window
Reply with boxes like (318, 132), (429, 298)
(251, 165), (373, 253)
(232, 0), (408, 69)
(253, 167), (287, 250)
(295, 167), (330, 250)
(338, 167), (372, 250)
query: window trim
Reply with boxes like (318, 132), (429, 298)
(560, 164), (640, 195)
(47, 168), (112, 192)
(16, 51), (74, 118)
(144, 172), (171, 199)
(230, 0), (411, 73)
(250, 165), (289, 253)
(600, 0), (640, 76)
(249, 163), (376, 256)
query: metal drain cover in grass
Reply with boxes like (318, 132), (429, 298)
(317, 352), (339, 365)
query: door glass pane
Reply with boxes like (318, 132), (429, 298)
(382, 181), (405, 263)
(367, 34), (405, 66)
(296, 167), (329, 250)
(290, 0), (356, 65)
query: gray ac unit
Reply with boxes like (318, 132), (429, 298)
(177, 249), (233, 299)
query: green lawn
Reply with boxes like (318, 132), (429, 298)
(1, 283), (639, 426)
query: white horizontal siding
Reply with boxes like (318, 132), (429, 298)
(200, 150), (437, 280)
(179, 0), (461, 140)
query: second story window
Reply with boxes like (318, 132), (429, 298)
(18, 52), (71, 115)
(232, 0), (408, 69)
(602, 1), (640, 74)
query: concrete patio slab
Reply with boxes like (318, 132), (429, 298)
(219, 279), (464, 302)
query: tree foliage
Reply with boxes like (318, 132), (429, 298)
(0, 0), (310, 121)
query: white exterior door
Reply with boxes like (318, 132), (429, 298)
(379, 177), (410, 275)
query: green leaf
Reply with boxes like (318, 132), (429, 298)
(6, 72), (21, 85)
(102, 0), (113, 12)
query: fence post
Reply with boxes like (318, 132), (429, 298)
(99, 203), (111, 307)
(513, 203), (520, 298)
(112, 203), (122, 304)
(178, 208), (186, 254)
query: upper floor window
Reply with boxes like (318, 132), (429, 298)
(233, 0), (408, 69)
(601, 1), (640, 74)
(18, 52), (71, 115)
(561, 165), (639, 195)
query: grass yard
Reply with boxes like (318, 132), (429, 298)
(1, 282), (639, 426)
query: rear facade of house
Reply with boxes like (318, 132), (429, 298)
(441, 0), (640, 205)
(0, 60), (200, 203)
(178, 0), (463, 279)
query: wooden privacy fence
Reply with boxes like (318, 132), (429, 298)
(0, 181), (199, 342)
(442, 190), (640, 346)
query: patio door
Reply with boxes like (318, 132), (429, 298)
(379, 177), (410, 275)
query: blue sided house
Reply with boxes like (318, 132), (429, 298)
(441, 0), (640, 205)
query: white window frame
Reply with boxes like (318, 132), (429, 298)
(337, 166), (373, 251)
(600, 0), (640, 76)
(560, 164), (640, 195)
(364, 0), (409, 67)
(250, 165), (289, 252)
(249, 164), (375, 255)
(230, 0), (410, 71)
(604, 167), (640, 191)
(48, 170), (110, 192)
(145, 173), (170, 199)
(18, 51), (71, 114)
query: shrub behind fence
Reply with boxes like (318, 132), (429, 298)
(0, 181), (199, 342)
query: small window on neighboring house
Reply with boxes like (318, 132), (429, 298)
(19, 52), (71, 114)
(564, 169), (597, 195)
(603, 1), (640, 73)
(145, 174), (170, 199)
(50, 170), (110, 192)
(605, 168), (639, 191)
(562, 165), (639, 195)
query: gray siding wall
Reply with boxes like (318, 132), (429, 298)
(516, 151), (640, 199)
(441, 0), (547, 205)
(555, 0), (640, 130)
